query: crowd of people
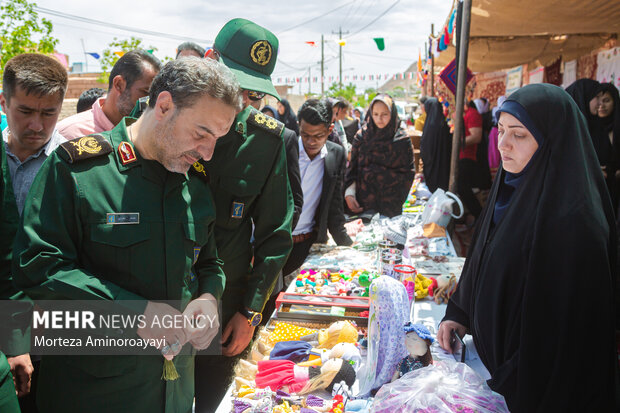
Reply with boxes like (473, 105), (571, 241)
(0, 13), (617, 413)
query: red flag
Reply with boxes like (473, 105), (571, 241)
(305, 41), (317, 47)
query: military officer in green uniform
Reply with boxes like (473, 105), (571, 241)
(0, 135), (21, 413)
(12, 57), (242, 413)
(194, 18), (294, 412)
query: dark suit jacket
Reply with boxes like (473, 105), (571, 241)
(315, 141), (352, 246)
(283, 127), (303, 229)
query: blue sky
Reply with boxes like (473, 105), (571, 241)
(36, 0), (453, 93)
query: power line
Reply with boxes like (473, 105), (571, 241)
(342, 0), (366, 32)
(347, 50), (413, 62)
(34, 6), (213, 44)
(346, 0), (401, 39)
(277, 0), (355, 34)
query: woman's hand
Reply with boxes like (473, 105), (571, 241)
(345, 195), (363, 214)
(437, 320), (468, 353)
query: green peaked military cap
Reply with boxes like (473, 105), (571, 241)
(214, 18), (280, 100)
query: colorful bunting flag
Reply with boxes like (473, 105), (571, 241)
(373, 38), (385, 51)
(87, 52), (100, 59)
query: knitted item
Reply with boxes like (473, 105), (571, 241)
(403, 323), (434, 342)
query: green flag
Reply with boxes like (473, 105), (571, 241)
(373, 38), (385, 51)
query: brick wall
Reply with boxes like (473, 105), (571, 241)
(65, 73), (106, 99)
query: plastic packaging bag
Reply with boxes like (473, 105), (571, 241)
(370, 360), (509, 413)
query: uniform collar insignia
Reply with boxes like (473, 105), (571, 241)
(118, 141), (137, 165)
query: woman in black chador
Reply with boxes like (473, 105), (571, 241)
(420, 97), (451, 193)
(344, 94), (414, 218)
(438, 84), (617, 412)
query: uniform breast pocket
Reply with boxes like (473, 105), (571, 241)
(89, 223), (150, 283)
(219, 176), (262, 227)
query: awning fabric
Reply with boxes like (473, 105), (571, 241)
(436, 0), (620, 72)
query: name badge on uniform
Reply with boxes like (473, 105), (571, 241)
(106, 213), (140, 225)
(231, 202), (244, 219)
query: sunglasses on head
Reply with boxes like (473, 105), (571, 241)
(247, 90), (266, 101)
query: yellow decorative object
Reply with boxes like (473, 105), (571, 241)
(269, 322), (316, 343)
(273, 401), (293, 412)
(414, 273), (433, 299)
(237, 385), (255, 398)
(318, 321), (357, 349)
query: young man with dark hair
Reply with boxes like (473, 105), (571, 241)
(76, 87), (105, 113)
(328, 96), (350, 157)
(282, 98), (352, 275)
(176, 41), (205, 59)
(0, 52), (69, 413)
(57, 50), (161, 139)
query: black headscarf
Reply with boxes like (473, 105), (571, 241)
(261, 105), (277, 119)
(565, 79), (610, 165)
(276, 98), (299, 136)
(599, 83), (620, 209)
(420, 98), (451, 192)
(345, 94), (414, 217)
(443, 84), (617, 412)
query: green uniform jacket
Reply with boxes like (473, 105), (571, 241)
(12, 119), (226, 413)
(0, 138), (21, 413)
(203, 106), (293, 320)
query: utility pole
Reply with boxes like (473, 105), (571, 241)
(430, 24), (435, 97)
(80, 38), (88, 73)
(332, 27), (349, 89)
(321, 34), (325, 96)
(448, 0), (472, 194)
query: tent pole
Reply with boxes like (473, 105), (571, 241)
(448, 0), (472, 194)
(430, 24), (435, 97)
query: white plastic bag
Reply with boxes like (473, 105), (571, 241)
(421, 189), (463, 227)
(370, 360), (509, 413)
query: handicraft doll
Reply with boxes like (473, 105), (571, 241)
(235, 358), (356, 394)
(391, 322), (434, 381)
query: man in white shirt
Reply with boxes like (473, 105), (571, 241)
(282, 99), (352, 275)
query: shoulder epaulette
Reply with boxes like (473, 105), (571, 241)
(190, 160), (210, 183)
(59, 134), (113, 164)
(246, 109), (284, 138)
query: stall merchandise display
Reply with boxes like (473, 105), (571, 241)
(221, 178), (491, 413)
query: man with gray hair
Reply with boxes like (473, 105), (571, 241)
(11, 57), (241, 413)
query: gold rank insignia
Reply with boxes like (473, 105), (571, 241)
(71, 136), (103, 155)
(191, 161), (210, 183)
(247, 109), (284, 137)
(118, 142), (137, 165)
(250, 40), (272, 66)
(59, 134), (113, 164)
